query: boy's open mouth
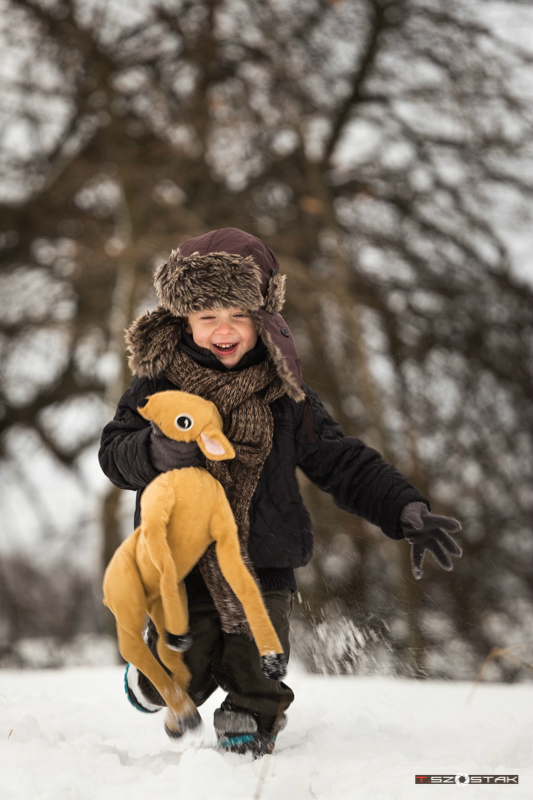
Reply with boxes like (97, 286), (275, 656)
(213, 343), (238, 355)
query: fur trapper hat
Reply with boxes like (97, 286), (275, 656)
(126, 228), (304, 401)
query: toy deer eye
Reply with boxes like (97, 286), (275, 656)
(175, 414), (194, 431)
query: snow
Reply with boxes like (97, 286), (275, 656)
(1, 663), (531, 799)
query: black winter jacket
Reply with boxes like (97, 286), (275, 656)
(98, 373), (427, 595)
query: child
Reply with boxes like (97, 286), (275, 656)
(99, 227), (462, 757)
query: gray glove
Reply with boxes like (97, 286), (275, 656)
(149, 422), (206, 472)
(400, 501), (463, 580)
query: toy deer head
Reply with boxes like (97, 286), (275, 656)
(138, 391), (235, 461)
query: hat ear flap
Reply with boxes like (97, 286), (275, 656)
(263, 271), (286, 314)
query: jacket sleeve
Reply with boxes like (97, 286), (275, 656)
(98, 376), (160, 491)
(294, 386), (428, 540)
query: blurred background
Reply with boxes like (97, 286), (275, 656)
(0, 0), (531, 682)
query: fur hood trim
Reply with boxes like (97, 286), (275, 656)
(125, 308), (182, 378)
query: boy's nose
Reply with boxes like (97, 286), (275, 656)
(216, 320), (234, 334)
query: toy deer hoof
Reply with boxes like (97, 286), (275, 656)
(260, 653), (287, 681)
(164, 708), (202, 739)
(166, 631), (193, 651)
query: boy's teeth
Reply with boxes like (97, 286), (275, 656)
(217, 344), (236, 350)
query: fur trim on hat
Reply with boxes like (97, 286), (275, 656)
(154, 251), (265, 316)
(263, 271), (286, 315)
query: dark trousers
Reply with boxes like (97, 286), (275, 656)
(183, 589), (295, 733)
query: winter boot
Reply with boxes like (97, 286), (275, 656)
(214, 705), (287, 758)
(124, 620), (167, 713)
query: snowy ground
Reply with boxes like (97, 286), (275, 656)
(1, 663), (531, 800)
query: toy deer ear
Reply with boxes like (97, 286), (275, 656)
(198, 426), (235, 461)
(137, 396), (152, 420)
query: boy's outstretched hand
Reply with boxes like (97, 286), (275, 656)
(400, 501), (463, 580)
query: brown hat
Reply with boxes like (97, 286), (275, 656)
(126, 228), (304, 401)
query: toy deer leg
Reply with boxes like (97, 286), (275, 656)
(148, 594), (200, 739)
(104, 557), (197, 726)
(139, 507), (190, 651)
(159, 576), (192, 653)
(149, 595), (192, 690)
(210, 491), (284, 658)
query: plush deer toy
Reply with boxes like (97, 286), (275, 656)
(103, 390), (286, 738)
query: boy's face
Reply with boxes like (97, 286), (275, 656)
(186, 307), (258, 368)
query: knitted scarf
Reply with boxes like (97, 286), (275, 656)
(165, 348), (285, 635)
